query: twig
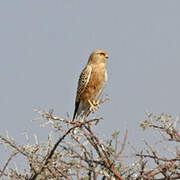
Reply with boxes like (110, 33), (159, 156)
(0, 135), (29, 157)
(0, 152), (18, 177)
(29, 118), (101, 180)
(136, 154), (180, 162)
(114, 129), (128, 161)
(82, 125), (124, 180)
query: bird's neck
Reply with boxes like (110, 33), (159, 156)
(90, 62), (106, 69)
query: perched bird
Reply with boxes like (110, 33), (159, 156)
(72, 49), (108, 121)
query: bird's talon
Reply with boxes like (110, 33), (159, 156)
(92, 100), (100, 106)
(88, 100), (99, 112)
(90, 104), (98, 112)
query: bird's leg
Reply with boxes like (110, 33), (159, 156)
(88, 100), (98, 112)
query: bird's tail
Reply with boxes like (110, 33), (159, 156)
(72, 101), (80, 121)
(72, 101), (90, 122)
(73, 111), (87, 122)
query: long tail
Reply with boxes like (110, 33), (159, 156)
(72, 101), (80, 121)
(72, 101), (90, 122)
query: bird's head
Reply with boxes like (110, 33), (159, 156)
(88, 49), (108, 64)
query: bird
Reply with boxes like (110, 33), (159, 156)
(72, 49), (108, 121)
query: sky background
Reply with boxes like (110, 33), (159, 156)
(0, 0), (180, 170)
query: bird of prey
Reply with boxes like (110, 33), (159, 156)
(72, 49), (108, 121)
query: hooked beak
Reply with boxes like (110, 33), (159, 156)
(105, 54), (109, 59)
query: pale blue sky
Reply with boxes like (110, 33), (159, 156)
(0, 0), (180, 168)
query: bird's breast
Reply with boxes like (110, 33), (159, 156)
(80, 64), (106, 102)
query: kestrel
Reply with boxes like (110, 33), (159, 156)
(72, 49), (108, 121)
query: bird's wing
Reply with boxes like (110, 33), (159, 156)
(72, 65), (92, 121)
(76, 65), (92, 101)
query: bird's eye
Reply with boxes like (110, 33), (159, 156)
(100, 53), (105, 56)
